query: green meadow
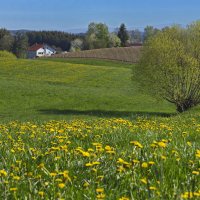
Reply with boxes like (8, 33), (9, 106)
(0, 58), (175, 122)
(0, 56), (200, 199)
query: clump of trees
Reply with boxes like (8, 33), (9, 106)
(0, 29), (14, 51)
(26, 31), (80, 51)
(0, 28), (84, 57)
(13, 32), (28, 58)
(85, 22), (121, 49)
(133, 21), (200, 112)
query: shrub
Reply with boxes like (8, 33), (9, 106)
(0, 51), (16, 59)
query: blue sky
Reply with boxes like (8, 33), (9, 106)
(0, 0), (200, 32)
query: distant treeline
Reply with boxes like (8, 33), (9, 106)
(0, 22), (162, 58)
(26, 31), (84, 52)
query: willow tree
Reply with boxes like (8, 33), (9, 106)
(133, 22), (200, 112)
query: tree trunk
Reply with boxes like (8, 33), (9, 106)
(176, 100), (196, 113)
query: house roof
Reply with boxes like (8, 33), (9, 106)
(28, 43), (44, 51)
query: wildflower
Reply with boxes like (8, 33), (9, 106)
(149, 186), (157, 190)
(82, 151), (90, 157)
(13, 176), (20, 181)
(141, 162), (148, 168)
(176, 157), (181, 161)
(158, 141), (167, 148)
(105, 145), (112, 151)
(192, 171), (199, 175)
(96, 188), (104, 193)
(58, 183), (65, 189)
(181, 192), (194, 199)
(38, 163), (44, 169)
(83, 181), (90, 188)
(117, 166), (126, 173)
(130, 141), (143, 148)
(161, 155), (167, 160)
(92, 168), (97, 173)
(187, 142), (192, 147)
(117, 158), (131, 167)
(85, 162), (93, 167)
(10, 188), (17, 192)
(61, 171), (71, 182)
(0, 169), (7, 176)
(96, 193), (106, 199)
(196, 150), (200, 158)
(140, 178), (147, 184)
(55, 178), (63, 182)
(119, 197), (130, 200)
(133, 159), (140, 164)
(148, 161), (155, 165)
(38, 191), (44, 197)
(50, 172), (57, 177)
(92, 161), (100, 165)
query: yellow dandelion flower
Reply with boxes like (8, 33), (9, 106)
(58, 183), (65, 189)
(96, 193), (106, 199)
(10, 188), (17, 192)
(148, 161), (155, 165)
(181, 192), (194, 199)
(55, 178), (63, 182)
(85, 162), (93, 167)
(96, 188), (104, 193)
(130, 141), (143, 148)
(141, 162), (148, 168)
(37, 163), (44, 168)
(158, 141), (167, 148)
(117, 166), (126, 173)
(13, 176), (20, 181)
(82, 151), (90, 157)
(50, 172), (57, 177)
(83, 181), (90, 188)
(133, 159), (140, 164)
(149, 186), (157, 190)
(0, 169), (7, 176)
(187, 142), (192, 147)
(161, 155), (167, 160)
(140, 178), (147, 184)
(38, 191), (44, 197)
(192, 171), (199, 175)
(92, 161), (100, 165)
(119, 197), (130, 200)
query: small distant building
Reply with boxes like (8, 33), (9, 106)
(27, 43), (56, 59)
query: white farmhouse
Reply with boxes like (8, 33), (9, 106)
(27, 43), (56, 59)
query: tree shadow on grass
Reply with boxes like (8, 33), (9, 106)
(39, 109), (176, 118)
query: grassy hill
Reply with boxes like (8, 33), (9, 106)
(0, 58), (175, 122)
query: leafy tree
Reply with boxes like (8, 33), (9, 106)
(143, 26), (160, 41)
(86, 22), (110, 49)
(70, 38), (83, 52)
(117, 23), (129, 47)
(133, 22), (200, 112)
(108, 33), (121, 47)
(129, 29), (143, 43)
(0, 28), (14, 51)
(13, 32), (28, 58)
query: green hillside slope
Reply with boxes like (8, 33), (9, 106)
(0, 58), (175, 121)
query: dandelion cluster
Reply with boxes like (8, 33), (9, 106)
(0, 118), (199, 199)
